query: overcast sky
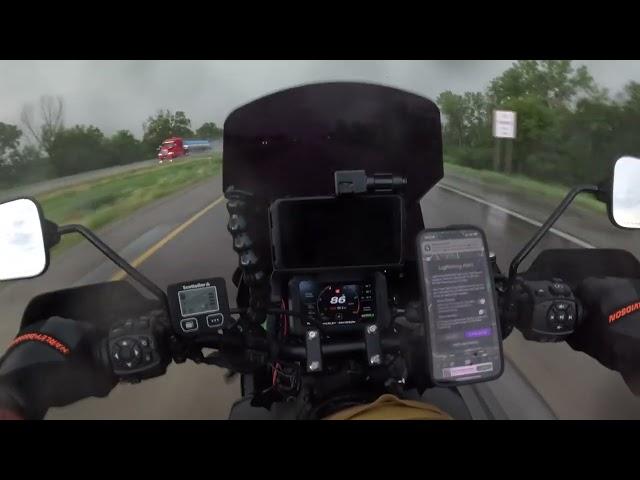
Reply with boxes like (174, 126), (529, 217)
(1, 60), (639, 138)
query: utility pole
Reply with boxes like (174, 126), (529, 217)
(493, 138), (502, 171)
(504, 138), (514, 174)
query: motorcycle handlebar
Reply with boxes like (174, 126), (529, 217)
(278, 336), (403, 360)
(191, 332), (404, 360)
(106, 276), (578, 381)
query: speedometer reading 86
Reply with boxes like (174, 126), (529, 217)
(317, 284), (360, 323)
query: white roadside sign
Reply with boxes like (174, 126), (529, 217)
(493, 110), (517, 139)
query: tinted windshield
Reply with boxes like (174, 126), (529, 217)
(222, 82), (443, 206)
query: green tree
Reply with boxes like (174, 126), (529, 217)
(195, 122), (223, 139)
(48, 125), (110, 176)
(8, 145), (50, 186)
(488, 60), (596, 109)
(142, 110), (193, 154)
(0, 122), (23, 187)
(106, 130), (145, 165)
(0, 122), (22, 156)
(462, 92), (491, 147)
(437, 91), (467, 147)
(485, 61), (600, 175)
(436, 60), (617, 182)
(0, 123), (51, 187)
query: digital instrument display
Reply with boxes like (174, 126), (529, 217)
(298, 280), (376, 326)
(178, 286), (220, 316)
(270, 195), (403, 271)
(418, 228), (503, 384)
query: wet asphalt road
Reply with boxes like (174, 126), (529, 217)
(2, 174), (640, 419)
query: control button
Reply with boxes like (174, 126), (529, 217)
(557, 311), (567, 323)
(118, 340), (141, 368)
(112, 347), (121, 362)
(144, 353), (152, 363)
(547, 310), (557, 324)
(555, 302), (569, 311)
(567, 311), (575, 322)
(139, 337), (150, 348)
(549, 283), (568, 296)
(206, 313), (224, 328)
(119, 347), (133, 361)
(535, 288), (546, 297)
(180, 318), (198, 332)
(124, 320), (134, 329)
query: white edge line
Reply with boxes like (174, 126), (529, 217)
(437, 183), (596, 249)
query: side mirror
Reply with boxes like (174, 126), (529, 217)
(610, 156), (640, 229)
(0, 197), (50, 281)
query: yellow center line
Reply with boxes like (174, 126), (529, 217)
(110, 195), (225, 281)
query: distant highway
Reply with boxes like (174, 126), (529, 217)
(0, 141), (222, 202)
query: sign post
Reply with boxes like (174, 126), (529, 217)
(492, 110), (517, 173)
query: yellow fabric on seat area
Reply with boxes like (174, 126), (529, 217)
(323, 393), (453, 420)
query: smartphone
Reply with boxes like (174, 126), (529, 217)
(417, 226), (503, 385)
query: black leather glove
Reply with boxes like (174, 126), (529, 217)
(569, 276), (640, 395)
(0, 316), (117, 419)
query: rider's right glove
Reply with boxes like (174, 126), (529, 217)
(569, 276), (640, 395)
(0, 316), (117, 420)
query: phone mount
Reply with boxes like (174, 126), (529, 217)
(334, 170), (407, 196)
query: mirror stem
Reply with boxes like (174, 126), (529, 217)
(58, 224), (167, 306)
(508, 185), (600, 281)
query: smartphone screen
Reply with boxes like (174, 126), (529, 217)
(417, 228), (503, 385)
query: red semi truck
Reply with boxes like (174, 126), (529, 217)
(157, 137), (189, 163)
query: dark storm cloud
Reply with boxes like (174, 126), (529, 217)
(0, 61), (638, 138)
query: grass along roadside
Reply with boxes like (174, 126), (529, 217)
(36, 154), (222, 254)
(443, 162), (607, 214)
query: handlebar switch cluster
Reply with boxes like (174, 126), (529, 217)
(106, 310), (170, 382)
(507, 278), (579, 342)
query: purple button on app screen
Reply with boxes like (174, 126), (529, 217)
(465, 327), (492, 338)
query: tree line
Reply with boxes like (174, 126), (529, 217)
(437, 60), (640, 186)
(0, 97), (223, 188)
